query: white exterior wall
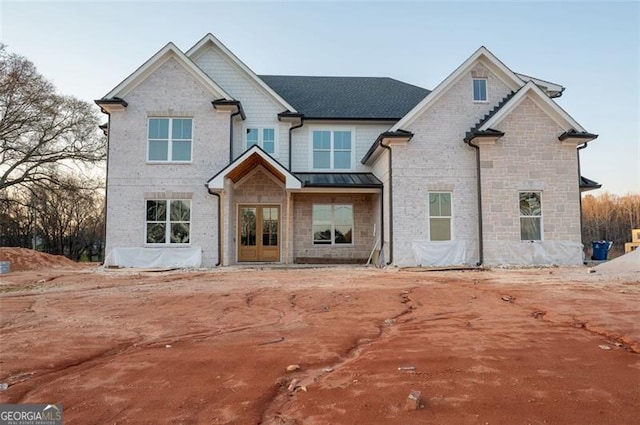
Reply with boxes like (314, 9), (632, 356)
(191, 46), (290, 166)
(391, 63), (513, 266)
(371, 150), (390, 263)
(105, 58), (229, 267)
(290, 122), (391, 172)
(480, 97), (582, 265)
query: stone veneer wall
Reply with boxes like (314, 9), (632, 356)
(292, 193), (376, 262)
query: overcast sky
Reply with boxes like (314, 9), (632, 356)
(1, 1), (638, 195)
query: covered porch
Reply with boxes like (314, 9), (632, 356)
(207, 146), (382, 265)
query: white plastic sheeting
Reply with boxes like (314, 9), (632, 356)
(484, 240), (583, 266)
(395, 240), (472, 267)
(104, 247), (202, 268)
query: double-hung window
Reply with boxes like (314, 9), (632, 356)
(312, 130), (352, 170)
(473, 78), (487, 102)
(312, 204), (353, 245)
(146, 199), (191, 244)
(148, 118), (192, 162)
(246, 128), (276, 154)
(429, 192), (452, 241)
(519, 192), (542, 240)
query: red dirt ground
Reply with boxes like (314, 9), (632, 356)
(0, 248), (79, 271)
(0, 262), (638, 424)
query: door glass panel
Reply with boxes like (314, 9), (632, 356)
(241, 208), (257, 246)
(262, 207), (279, 246)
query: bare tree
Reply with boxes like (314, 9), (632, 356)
(0, 45), (105, 191)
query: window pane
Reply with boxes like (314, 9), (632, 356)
(473, 79), (487, 101)
(429, 193), (440, 216)
(520, 192), (541, 216)
(241, 208), (257, 246)
(313, 131), (331, 150)
(246, 128), (258, 149)
(172, 141), (192, 161)
(334, 131), (351, 150)
(335, 225), (352, 244)
(149, 118), (169, 139)
(170, 223), (190, 244)
(263, 141), (275, 154)
(313, 205), (332, 223)
(313, 225), (332, 243)
(520, 217), (541, 240)
(334, 151), (351, 169)
(334, 205), (353, 225)
(170, 200), (190, 221)
(263, 128), (275, 142)
(313, 151), (330, 169)
(146, 200), (166, 221)
(146, 223), (166, 243)
(439, 193), (451, 216)
(149, 140), (168, 161)
(172, 119), (192, 140)
(262, 212), (278, 247)
(430, 217), (451, 241)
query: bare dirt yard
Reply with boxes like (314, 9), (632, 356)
(0, 252), (638, 424)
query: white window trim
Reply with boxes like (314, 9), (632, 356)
(472, 78), (488, 103)
(312, 204), (355, 246)
(144, 199), (192, 246)
(519, 191), (543, 241)
(309, 126), (356, 171)
(244, 125), (278, 156)
(428, 192), (453, 241)
(147, 117), (194, 163)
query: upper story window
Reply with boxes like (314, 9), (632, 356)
(246, 127), (276, 154)
(146, 199), (191, 244)
(473, 78), (488, 102)
(312, 130), (352, 170)
(519, 192), (542, 240)
(148, 118), (192, 162)
(429, 192), (452, 241)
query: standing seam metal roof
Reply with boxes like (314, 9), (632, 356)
(258, 75), (430, 120)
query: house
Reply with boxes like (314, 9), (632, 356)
(96, 34), (599, 268)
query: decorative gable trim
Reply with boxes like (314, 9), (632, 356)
(186, 33), (297, 113)
(478, 81), (586, 133)
(391, 46), (525, 131)
(102, 42), (231, 100)
(207, 145), (302, 191)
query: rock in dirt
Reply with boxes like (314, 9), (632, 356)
(501, 295), (515, 303)
(404, 389), (422, 411)
(599, 344), (612, 351)
(287, 379), (300, 392)
(286, 364), (301, 372)
(0, 383), (8, 391)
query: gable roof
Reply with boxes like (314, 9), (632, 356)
(207, 145), (301, 191)
(259, 75), (429, 120)
(478, 81), (585, 132)
(186, 33), (297, 112)
(391, 46), (525, 131)
(102, 42), (231, 100)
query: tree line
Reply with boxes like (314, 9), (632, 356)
(0, 45), (106, 260)
(582, 192), (640, 255)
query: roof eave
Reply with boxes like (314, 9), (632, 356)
(361, 130), (414, 165)
(212, 99), (246, 120)
(94, 97), (128, 113)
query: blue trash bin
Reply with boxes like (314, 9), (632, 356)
(591, 241), (613, 261)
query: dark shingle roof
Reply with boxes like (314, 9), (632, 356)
(259, 75), (430, 120)
(295, 173), (382, 188)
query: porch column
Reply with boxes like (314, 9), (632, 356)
(285, 192), (291, 265)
